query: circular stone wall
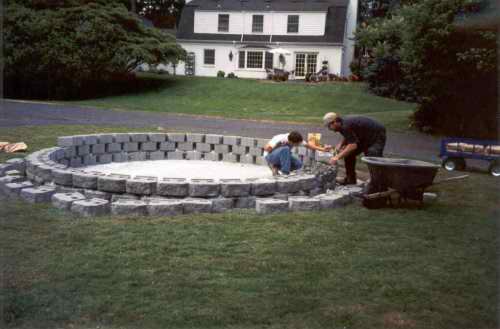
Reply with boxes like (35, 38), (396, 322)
(0, 132), (365, 217)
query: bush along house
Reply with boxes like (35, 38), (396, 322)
(175, 0), (358, 79)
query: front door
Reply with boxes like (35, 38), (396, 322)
(295, 53), (318, 78)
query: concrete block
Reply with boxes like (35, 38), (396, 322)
(223, 136), (241, 146)
(73, 172), (100, 189)
(52, 192), (86, 210)
(249, 147), (263, 157)
(63, 146), (77, 159)
(106, 143), (122, 153)
(6, 158), (26, 173)
(240, 137), (256, 147)
(167, 133), (186, 142)
(160, 141), (176, 152)
(35, 165), (53, 182)
(96, 134), (114, 144)
(147, 200), (184, 216)
(167, 151), (185, 160)
(157, 178), (189, 197)
(20, 186), (56, 203)
(299, 175), (318, 191)
(234, 196), (256, 209)
(289, 197), (321, 211)
(276, 177), (303, 193)
(71, 198), (110, 217)
(112, 152), (128, 162)
(113, 133), (131, 143)
(251, 179), (277, 196)
(189, 179), (220, 197)
(232, 145), (247, 155)
(315, 151), (333, 163)
(55, 185), (84, 193)
(97, 154), (113, 164)
(240, 154), (254, 164)
(111, 194), (140, 202)
(77, 145), (90, 156)
(0, 176), (25, 193)
(212, 197), (234, 213)
(91, 143), (106, 154)
(220, 179), (251, 197)
(5, 170), (23, 177)
(57, 136), (75, 147)
(128, 133), (148, 143)
(195, 143), (212, 153)
(222, 153), (238, 163)
(205, 134), (223, 144)
(335, 185), (364, 197)
(0, 164), (14, 176)
(177, 142), (194, 151)
(82, 154), (97, 166)
(126, 177), (157, 195)
(203, 152), (221, 161)
(149, 151), (166, 160)
(214, 144), (230, 154)
(82, 135), (98, 145)
(186, 151), (202, 160)
(148, 133), (166, 142)
(186, 133), (205, 143)
(140, 142), (158, 152)
(52, 169), (73, 186)
(315, 193), (351, 209)
(128, 152), (147, 162)
(111, 200), (148, 216)
(183, 198), (213, 214)
(3, 181), (34, 197)
(256, 199), (289, 214)
(98, 175), (128, 193)
(84, 189), (112, 200)
(123, 142), (139, 152)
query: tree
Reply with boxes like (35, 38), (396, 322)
(4, 1), (186, 99)
(136, 0), (185, 28)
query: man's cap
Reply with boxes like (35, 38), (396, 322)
(323, 112), (338, 127)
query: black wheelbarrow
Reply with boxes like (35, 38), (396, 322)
(361, 157), (468, 208)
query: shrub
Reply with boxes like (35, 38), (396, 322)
(217, 70), (225, 78)
(227, 72), (237, 79)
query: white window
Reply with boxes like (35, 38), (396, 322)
(287, 15), (299, 33)
(238, 50), (271, 70)
(218, 14), (229, 32)
(204, 49), (215, 65)
(238, 51), (246, 68)
(252, 15), (264, 33)
(246, 52), (263, 69)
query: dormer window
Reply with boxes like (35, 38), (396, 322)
(252, 15), (264, 33)
(218, 14), (229, 32)
(287, 15), (299, 33)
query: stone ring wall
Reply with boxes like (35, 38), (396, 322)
(0, 132), (364, 217)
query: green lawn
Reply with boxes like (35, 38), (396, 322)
(71, 74), (416, 131)
(0, 125), (497, 329)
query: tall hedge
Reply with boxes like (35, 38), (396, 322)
(4, 1), (186, 99)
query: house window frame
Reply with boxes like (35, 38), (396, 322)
(237, 50), (273, 71)
(246, 51), (264, 69)
(204, 49), (216, 66)
(252, 15), (264, 33)
(287, 15), (299, 33)
(218, 14), (230, 32)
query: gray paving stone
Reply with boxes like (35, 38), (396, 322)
(71, 198), (110, 217)
(97, 154), (113, 164)
(299, 175), (318, 191)
(205, 134), (223, 144)
(186, 133), (205, 143)
(111, 194), (140, 202)
(3, 181), (34, 197)
(73, 172), (100, 189)
(315, 193), (351, 209)
(20, 186), (56, 203)
(149, 151), (166, 160)
(57, 136), (75, 147)
(113, 133), (131, 143)
(256, 199), (289, 214)
(128, 152), (147, 162)
(234, 196), (256, 209)
(0, 164), (14, 176)
(222, 153), (238, 163)
(214, 144), (230, 154)
(240, 154), (254, 164)
(159, 141), (176, 151)
(55, 185), (84, 194)
(77, 145), (90, 156)
(91, 143), (106, 154)
(84, 189), (112, 200)
(52, 192), (86, 210)
(112, 152), (128, 162)
(126, 133), (147, 143)
(147, 199), (184, 216)
(148, 133), (166, 142)
(82, 154), (97, 166)
(186, 151), (202, 160)
(251, 179), (277, 196)
(126, 177), (157, 195)
(183, 198), (213, 214)
(70, 157), (83, 168)
(232, 145), (247, 155)
(195, 143), (212, 153)
(0, 176), (25, 193)
(98, 175), (128, 193)
(157, 178), (189, 197)
(167, 151), (185, 160)
(189, 179), (220, 197)
(272, 193), (289, 200)
(140, 142), (158, 152)
(220, 179), (251, 197)
(276, 177), (303, 193)
(123, 142), (139, 152)
(52, 169), (73, 186)
(223, 136), (241, 145)
(203, 151), (219, 161)
(6, 158), (26, 173)
(249, 147), (263, 157)
(83, 135), (98, 145)
(111, 200), (148, 216)
(106, 143), (122, 153)
(35, 165), (53, 182)
(167, 133), (186, 142)
(177, 142), (194, 151)
(288, 197), (321, 211)
(64, 146), (77, 158)
(97, 134), (114, 144)
(240, 137), (255, 147)
(212, 197), (234, 213)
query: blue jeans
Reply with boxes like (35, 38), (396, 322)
(265, 146), (302, 175)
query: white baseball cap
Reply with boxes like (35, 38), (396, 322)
(323, 112), (338, 127)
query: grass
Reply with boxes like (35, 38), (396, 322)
(69, 74), (417, 132)
(1, 125), (498, 328)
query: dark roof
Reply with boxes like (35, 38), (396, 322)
(177, 0), (348, 44)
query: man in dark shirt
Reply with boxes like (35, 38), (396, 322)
(323, 112), (386, 185)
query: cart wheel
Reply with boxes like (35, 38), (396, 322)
(489, 161), (500, 177)
(443, 158), (465, 171)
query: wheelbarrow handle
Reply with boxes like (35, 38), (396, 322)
(432, 175), (469, 186)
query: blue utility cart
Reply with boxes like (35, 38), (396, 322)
(439, 138), (500, 176)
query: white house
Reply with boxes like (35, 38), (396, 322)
(173, 0), (358, 79)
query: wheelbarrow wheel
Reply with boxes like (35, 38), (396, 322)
(443, 157), (465, 171)
(489, 161), (500, 177)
